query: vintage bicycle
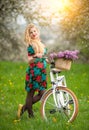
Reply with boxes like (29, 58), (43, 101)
(40, 58), (78, 123)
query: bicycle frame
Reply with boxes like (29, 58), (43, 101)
(50, 68), (69, 108)
(50, 70), (67, 87)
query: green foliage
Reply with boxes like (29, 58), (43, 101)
(0, 0), (89, 61)
(0, 61), (89, 130)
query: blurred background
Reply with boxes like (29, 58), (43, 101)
(0, 0), (89, 62)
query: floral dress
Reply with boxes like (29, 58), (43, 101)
(25, 45), (47, 92)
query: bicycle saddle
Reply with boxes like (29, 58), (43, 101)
(51, 68), (61, 73)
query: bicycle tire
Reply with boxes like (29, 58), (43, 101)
(40, 87), (78, 123)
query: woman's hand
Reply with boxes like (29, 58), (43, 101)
(46, 58), (50, 64)
(34, 53), (43, 58)
(28, 56), (35, 63)
(28, 53), (43, 64)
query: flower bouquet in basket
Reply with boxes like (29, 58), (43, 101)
(49, 50), (79, 70)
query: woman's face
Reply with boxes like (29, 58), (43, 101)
(29, 27), (39, 40)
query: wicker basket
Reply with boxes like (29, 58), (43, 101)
(55, 58), (72, 70)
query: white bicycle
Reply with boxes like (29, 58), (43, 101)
(40, 60), (78, 123)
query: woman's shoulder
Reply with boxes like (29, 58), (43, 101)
(27, 45), (32, 50)
(27, 44), (32, 48)
(27, 45), (34, 54)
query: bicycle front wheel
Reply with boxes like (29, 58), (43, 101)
(40, 87), (78, 123)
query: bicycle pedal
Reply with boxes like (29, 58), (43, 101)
(69, 100), (73, 104)
(50, 109), (56, 114)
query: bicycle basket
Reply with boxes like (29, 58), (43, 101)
(55, 58), (72, 70)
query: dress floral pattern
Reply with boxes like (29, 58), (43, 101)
(25, 45), (47, 92)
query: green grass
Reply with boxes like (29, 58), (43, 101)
(0, 61), (89, 130)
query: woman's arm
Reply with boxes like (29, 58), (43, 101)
(34, 53), (43, 58)
(28, 53), (43, 64)
(28, 56), (35, 64)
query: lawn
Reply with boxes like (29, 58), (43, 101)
(0, 61), (89, 130)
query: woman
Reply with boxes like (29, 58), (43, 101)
(17, 24), (47, 118)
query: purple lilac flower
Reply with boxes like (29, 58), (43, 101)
(49, 52), (57, 59)
(49, 50), (79, 60)
(57, 52), (64, 58)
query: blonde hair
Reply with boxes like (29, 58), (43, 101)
(25, 23), (45, 54)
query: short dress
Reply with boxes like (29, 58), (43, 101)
(25, 45), (47, 92)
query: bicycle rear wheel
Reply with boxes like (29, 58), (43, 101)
(40, 87), (78, 123)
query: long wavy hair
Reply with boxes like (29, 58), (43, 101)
(25, 24), (45, 54)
